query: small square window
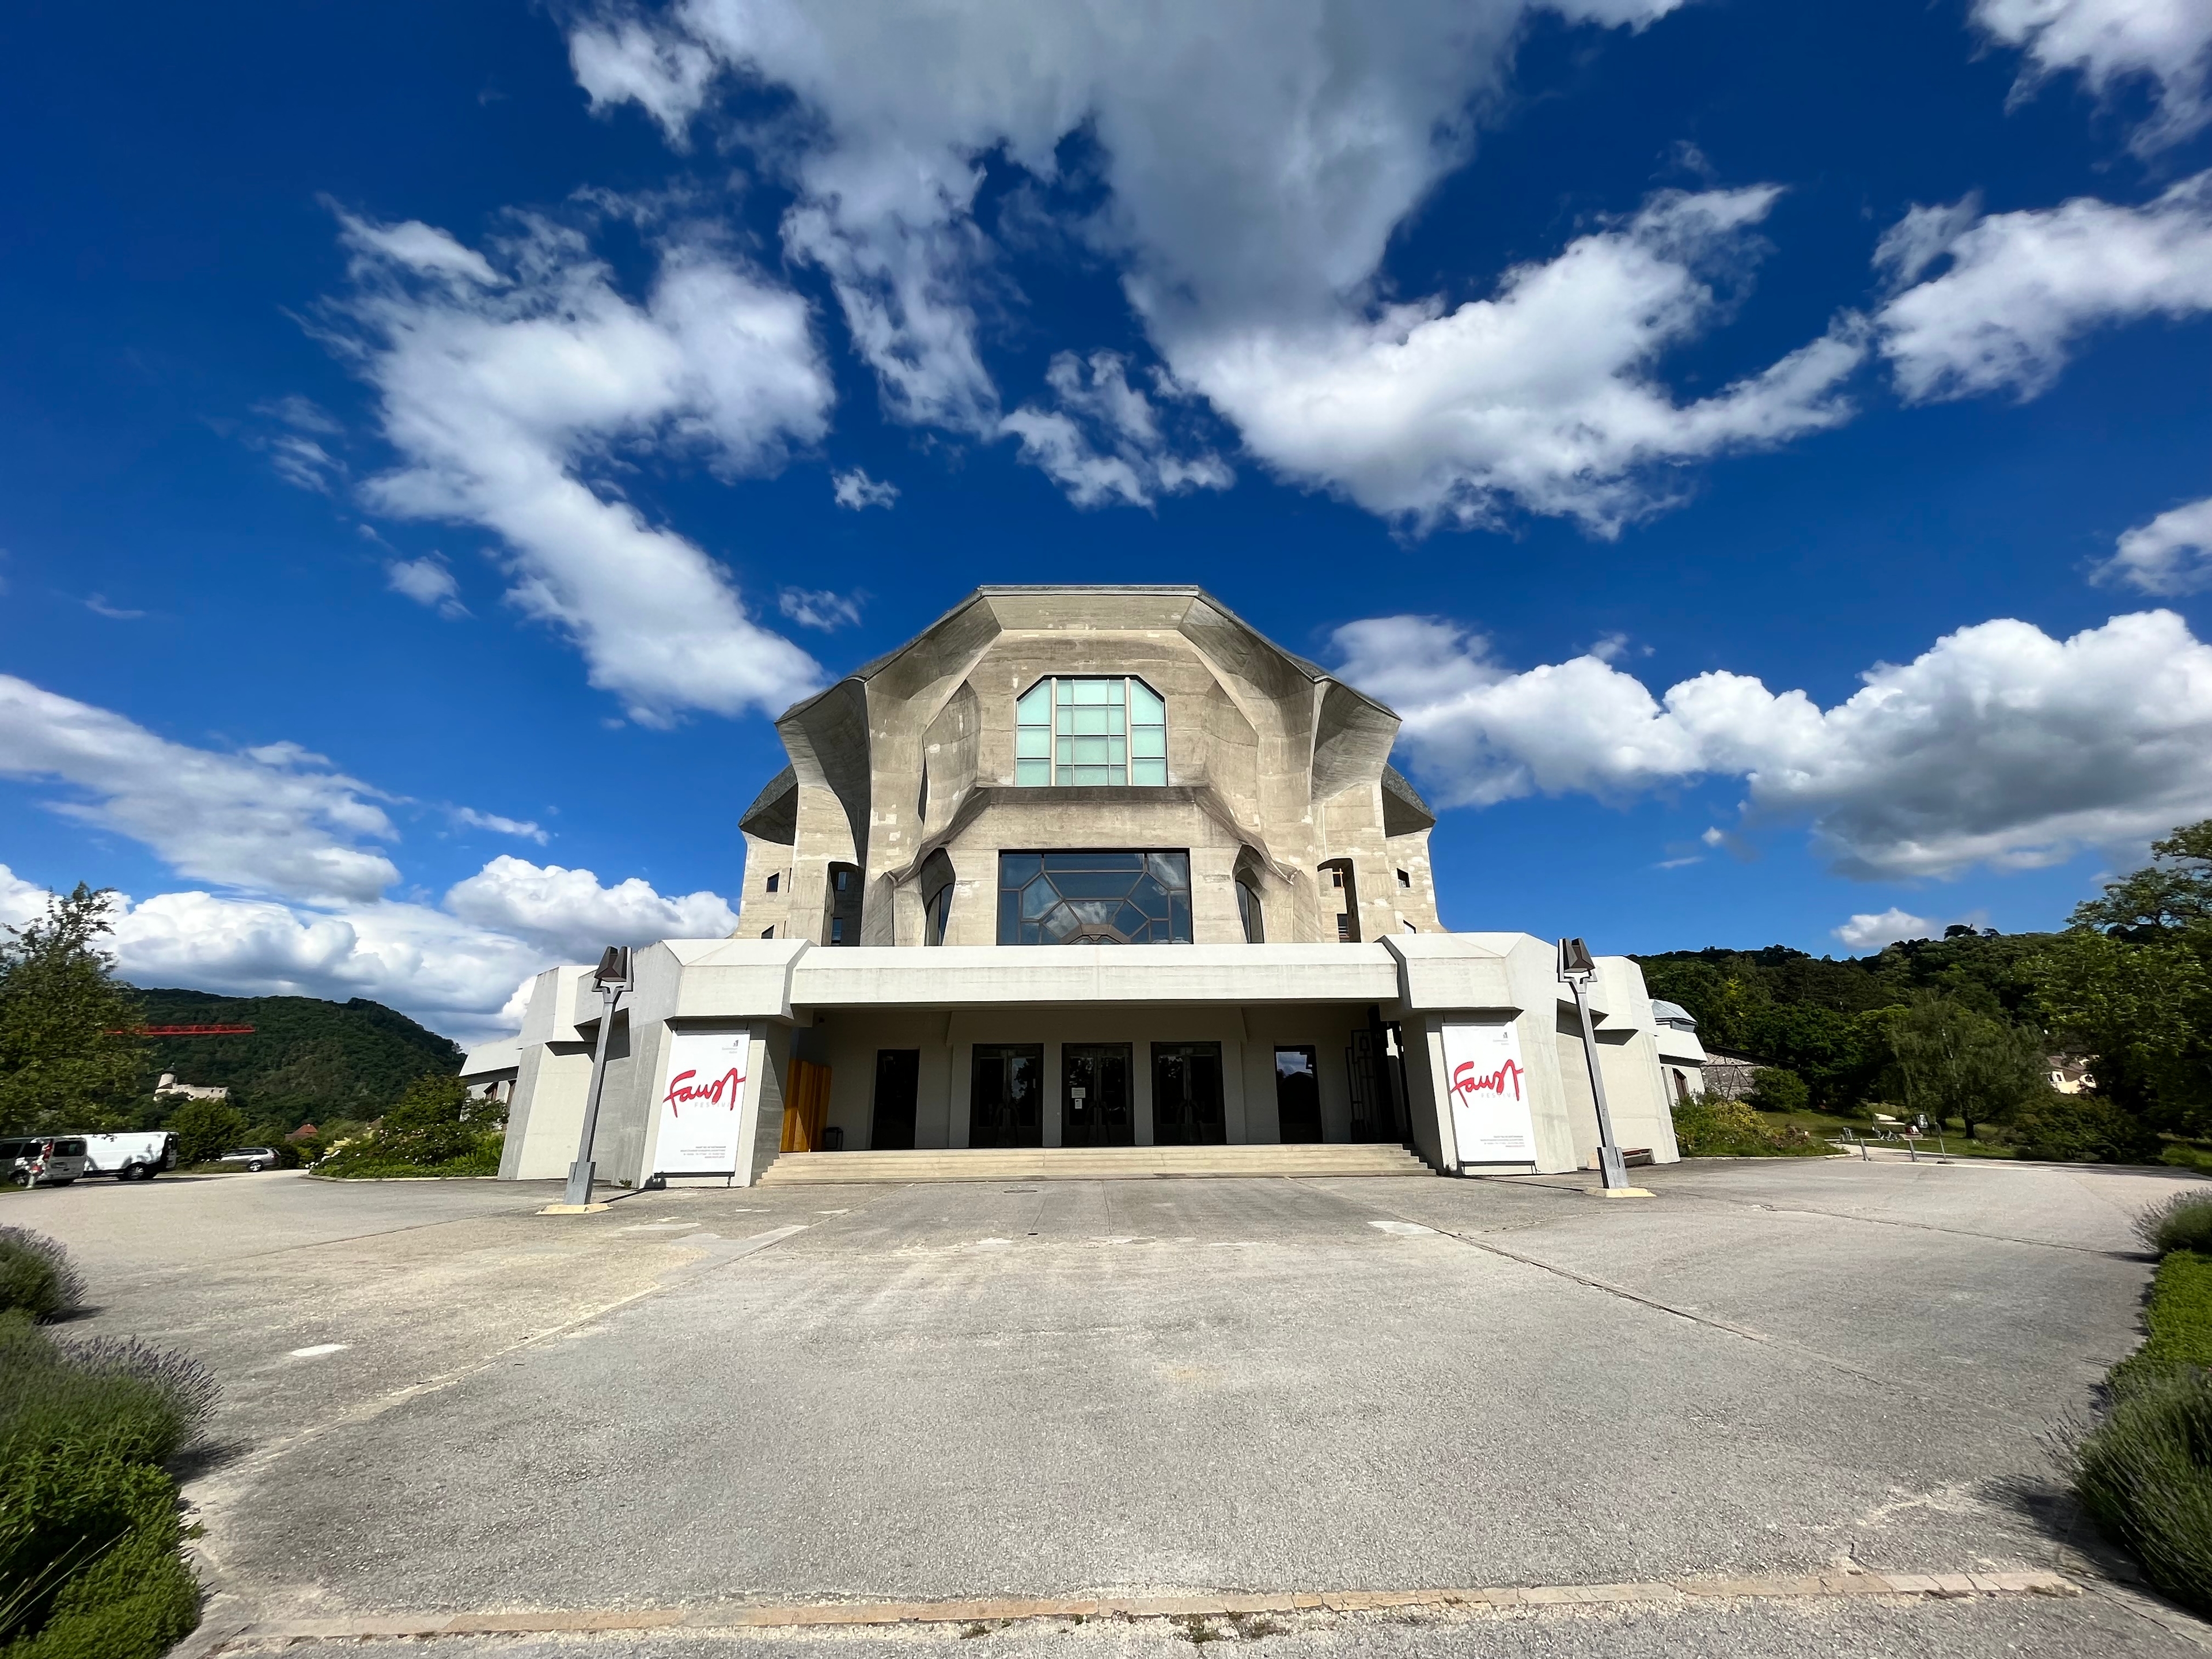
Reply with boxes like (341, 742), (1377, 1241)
(761, 926), (775, 939)
(766, 872), (781, 893)
(1396, 868), (1410, 888)
(1336, 914), (1353, 942)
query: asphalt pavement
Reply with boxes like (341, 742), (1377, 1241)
(9, 1155), (2209, 1656)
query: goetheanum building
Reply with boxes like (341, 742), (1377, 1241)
(491, 586), (1681, 1185)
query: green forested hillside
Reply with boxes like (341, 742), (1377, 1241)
(127, 988), (463, 1125)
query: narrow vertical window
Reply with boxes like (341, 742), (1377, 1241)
(1015, 680), (1052, 787)
(766, 872), (781, 893)
(1236, 880), (1265, 944)
(1128, 680), (1166, 786)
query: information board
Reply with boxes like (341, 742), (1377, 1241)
(1441, 1018), (1536, 1166)
(652, 1028), (753, 1176)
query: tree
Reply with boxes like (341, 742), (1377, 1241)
(2072, 820), (2212, 937)
(364, 1074), (499, 1168)
(0, 884), (143, 1135)
(1883, 994), (2046, 1140)
(169, 1097), (248, 1165)
(1747, 1067), (1809, 1113)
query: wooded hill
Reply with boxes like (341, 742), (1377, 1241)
(127, 988), (463, 1124)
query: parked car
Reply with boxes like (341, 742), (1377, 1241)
(0, 1137), (90, 1187)
(217, 1146), (279, 1172)
(78, 1131), (180, 1181)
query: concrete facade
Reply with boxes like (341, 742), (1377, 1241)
(496, 586), (1684, 1185)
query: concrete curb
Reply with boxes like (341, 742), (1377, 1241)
(211, 1568), (2081, 1646)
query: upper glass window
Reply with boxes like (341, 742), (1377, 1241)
(997, 851), (1192, 944)
(1014, 677), (1166, 787)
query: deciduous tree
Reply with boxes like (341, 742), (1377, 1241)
(0, 884), (142, 1135)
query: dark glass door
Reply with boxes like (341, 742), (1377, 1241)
(1274, 1046), (1323, 1143)
(1152, 1043), (1226, 1145)
(970, 1044), (1044, 1148)
(1062, 1044), (1133, 1146)
(870, 1049), (919, 1150)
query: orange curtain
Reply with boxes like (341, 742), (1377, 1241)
(781, 1059), (832, 1152)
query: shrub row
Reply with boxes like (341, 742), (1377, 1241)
(1669, 1094), (1832, 1158)
(0, 1232), (213, 1655)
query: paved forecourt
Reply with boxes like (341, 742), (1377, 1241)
(7, 1157), (2203, 1657)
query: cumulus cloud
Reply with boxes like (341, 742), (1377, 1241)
(560, 2), (1886, 529)
(1876, 172), (2212, 403)
(0, 675), (400, 904)
(1335, 608), (2212, 879)
(778, 587), (863, 630)
(830, 468), (899, 510)
(385, 553), (467, 616)
(2099, 495), (2212, 596)
(445, 855), (737, 959)
(1832, 907), (1937, 952)
(999, 352), (1234, 510)
(328, 206), (832, 724)
(1973, 0), (2212, 154)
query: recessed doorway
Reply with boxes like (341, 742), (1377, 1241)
(971, 1044), (1044, 1148)
(1274, 1046), (1322, 1143)
(1062, 1044), (1133, 1146)
(1152, 1042), (1225, 1145)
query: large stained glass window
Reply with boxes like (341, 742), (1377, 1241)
(1013, 677), (1167, 786)
(997, 851), (1192, 944)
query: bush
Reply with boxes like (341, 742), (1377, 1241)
(0, 1229), (84, 1321)
(1671, 1093), (1831, 1158)
(165, 1097), (247, 1166)
(2139, 1195), (2212, 1259)
(0, 1311), (211, 1654)
(317, 1074), (503, 1179)
(2069, 1361), (2212, 1616)
(2010, 1093), (2163, 1164)
(1747, 1067), (1810, 1113)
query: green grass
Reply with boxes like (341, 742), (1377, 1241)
(2112, 1252), (2212, 1391)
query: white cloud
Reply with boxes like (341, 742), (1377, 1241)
(999, 353), (1233, 510)
(778, 588), (863, 631)
(444, 855), (737, 960)
(830, 467), (899, 510)
(384, 553), (467, 617)
(562, 2), (1882, 530)
(1183, 190), (1863, 532)
(0, 675), (400, 904)
(1832, 907), (1936, 952)
(329, 207), (833, 724)
(1876, 172), (2212, 403)
(1972, 0), (2212, 154)
(0, 865), (49, 932)
(451, 807), (548, 844)
(1335, 608), (2212, 879)
(84, 595), (145, 621)
(2099, 495), (2212, 596)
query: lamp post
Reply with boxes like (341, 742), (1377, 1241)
(557, 946), (631, 1211)
(1559, 937), (1634, 1192)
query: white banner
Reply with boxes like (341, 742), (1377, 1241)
(1442, 1018), (1536, 1166)
(653, 1028), (754, 1176)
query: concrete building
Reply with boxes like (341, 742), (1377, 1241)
(1650, 1000), (1707, 1104)
(495, 586), (1683, 1185)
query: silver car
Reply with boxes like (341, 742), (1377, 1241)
(217, 1146), (280, 1172)
(1, 1137), (90, 1187)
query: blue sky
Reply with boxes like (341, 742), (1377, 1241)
(5, 0), (2211, 1039)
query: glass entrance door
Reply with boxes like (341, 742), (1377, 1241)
(1062, 1044), (1133, 1147)
(1152, 1043), (1226, 1145)
(970, 1044), (1044, 1148)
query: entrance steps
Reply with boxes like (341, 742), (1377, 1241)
(757, 1143), (1434, 1184)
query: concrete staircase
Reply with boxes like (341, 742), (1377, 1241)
(757, 1143), (1434, 1184)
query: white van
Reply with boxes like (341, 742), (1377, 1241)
(78, 1131), (180, 1181)
(1, 1137), (91, 1186)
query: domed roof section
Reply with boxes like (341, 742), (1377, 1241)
(1650, 999), (1697, 1029)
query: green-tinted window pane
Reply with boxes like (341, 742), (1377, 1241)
(1128, 681), (1164, 724)
(1055, 680), (1074, 704)
(1130, 728), (1165, 759)
(1017, 682), (1051, 722)
(1131, 759), (1167, 786)
(1074, 679), (1113, 705)
(1016, 757), (1051, 786)
(1069, 736), (1108, 763)
(1017, 728), (1051, 757)
(1107, 736), (1126, 762)
(1073, 706), (1113, 734)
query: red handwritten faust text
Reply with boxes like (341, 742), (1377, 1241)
(1450, 1057), (1524, 1105)
(663, 1067), (747, 1118)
